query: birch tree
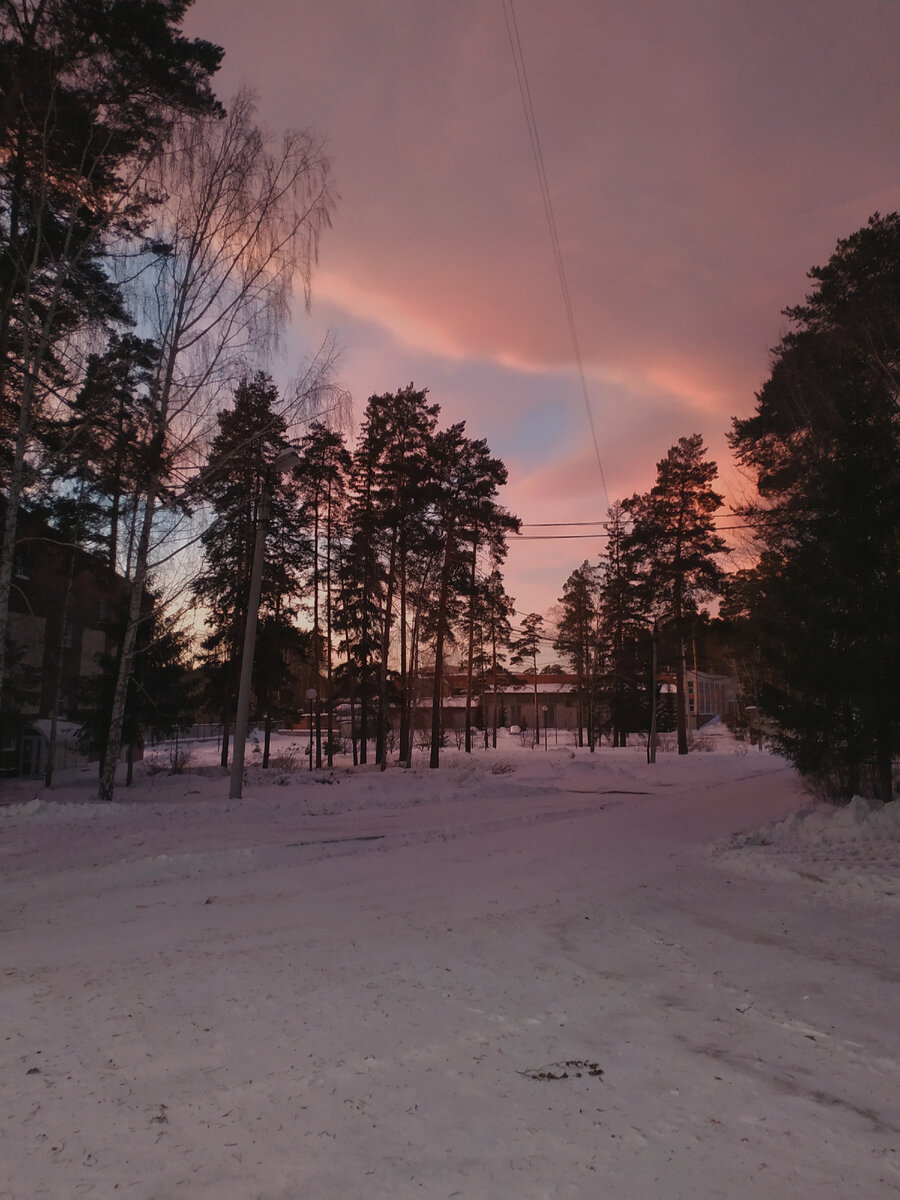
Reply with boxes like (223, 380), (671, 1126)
(98, 92), (333, 801)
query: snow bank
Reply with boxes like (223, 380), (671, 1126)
(3, 735), (900, 1199)
(716, 794), (900, 906)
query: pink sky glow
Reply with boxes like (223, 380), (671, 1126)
(185, 0), (900, 622)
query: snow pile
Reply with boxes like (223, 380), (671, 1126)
(717, 794), (900, 906)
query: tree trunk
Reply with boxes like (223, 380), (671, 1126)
(325, 486), (334, 769)
(491, 628), (500, 749)
(531, 656), (539, 749)
(464, 536), (478, 754)
(398, 553), (409, 764)
(263, 712), (272, 768)
(44, 547), (77, 788)
(377, 530), (397, 769)
(99, 484), (158, 802)
(675, 641), (688, 755)
(220, 706), (230, 768)
(430, 518), (457, 769)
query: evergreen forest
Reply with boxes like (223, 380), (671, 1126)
(1, 3), (897, 803)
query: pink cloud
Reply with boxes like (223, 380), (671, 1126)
(184, 0), (900, 613)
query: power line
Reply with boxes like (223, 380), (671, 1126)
(501, 0), (608, 506)
(517, 532), (607, 540)
(517, 517), (798, 537)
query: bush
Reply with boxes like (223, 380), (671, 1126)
(144, 747), (194, 776)
(269, 742), (304, 772)
(414, 728), (432, 751)
(490, 758), (515, 775)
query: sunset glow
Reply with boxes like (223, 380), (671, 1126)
(185, 0), (900, 615)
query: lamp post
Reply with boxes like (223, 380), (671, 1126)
(306, 687), (317, 772)
(542, 705), (548, 750)
(229, 447), (300, 800)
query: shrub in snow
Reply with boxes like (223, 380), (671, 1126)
(144, 748), (193, 776)
(269, 743), (303, 772)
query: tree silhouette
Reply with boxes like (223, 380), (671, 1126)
(624, 435), (727, 754)
(730, 213), (900, 800)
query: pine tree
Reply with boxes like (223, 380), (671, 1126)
(192, 373), (306, 766)
(428, 426), (517, 767)
(343, 417), (387, 765)
(479, 569), (515, 748)
(730, 213), (900, 800)
(79, 593), (196, 784)
(554, 562), (600, 748)
(352, 386), (439, 767)
(47, 333), (162, 571)
(597, 501), (648, 747)
(623, 435), (728, 754)
(511, 612), (545, 749)
(294, 421), (351, 767)
(0, 0), (223, 716)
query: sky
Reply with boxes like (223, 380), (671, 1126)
(184, 0), (900, 620)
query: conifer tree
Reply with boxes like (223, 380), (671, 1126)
(428, 426), (517, 767)
(730, 213), (900, 800)
(554, 562), (600, 748)
(0, 0), (223, 715)
(479, 568), (515, 748)
(192, 373), (306, 766)
(510, 612), (545, 748)
(598, 501), (647, 747)
(353, 386), (439, 767)
(623, 435), (727, 754)
(343, 418), (386, 764)
(295, 421), (351, 767)
(47, 333), (161, 572)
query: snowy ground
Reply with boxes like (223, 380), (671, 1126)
(2, 726), (899, 1199)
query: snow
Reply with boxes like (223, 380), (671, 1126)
(2, 728), (899, 1199)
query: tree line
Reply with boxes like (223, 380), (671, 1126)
(0, 1), (337, 798)
(192, 378), (518, 774)
(550, 432), (726, 757)
(0, 1), (521, 795)
(551, 214), (900, 803)
(2, 5), (897, 804)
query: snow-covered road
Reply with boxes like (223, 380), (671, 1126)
(2, 740), (898, 1198)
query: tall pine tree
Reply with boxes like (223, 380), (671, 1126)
(193, 373), (306, 766)
(624, 435), (727, 754)
(730, 213), (900, 800)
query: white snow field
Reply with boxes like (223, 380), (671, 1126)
(2, 728), (899, 1200)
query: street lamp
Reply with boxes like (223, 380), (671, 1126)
(306, 687), (317, 772)
(542, 705), (548, 750)
(229, 447), (301, 800)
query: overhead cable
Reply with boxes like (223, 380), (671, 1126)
(501, 0), (609, 505)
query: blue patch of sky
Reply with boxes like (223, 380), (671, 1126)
(290, 302), (592, 468)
